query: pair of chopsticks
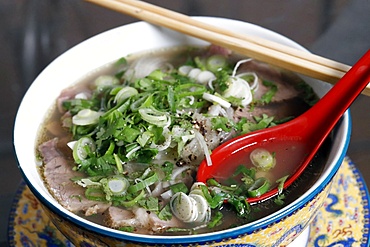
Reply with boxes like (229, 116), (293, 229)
(86, 0), (370, 96)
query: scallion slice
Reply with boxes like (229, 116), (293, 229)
(139, 108), (171, 127)
(128, 172), (159, 194)
(247, 177), (270, 198)
(250, 148), (276, 171)
(206, 54), (227, 72)
(73, 137), (96, 163)
(114, 86), (138, 104)
(72, 109), (103, 126)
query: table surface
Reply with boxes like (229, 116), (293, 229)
(1, 1), (369, 246)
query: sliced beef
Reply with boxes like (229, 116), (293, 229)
(207, 44), (232, 57)
(237, 60), (307, 102)
(104, 207), (180, 234)
(235, 97), (311, 122)
(56, 84), (91, 113)
(39, 138), (111, 216)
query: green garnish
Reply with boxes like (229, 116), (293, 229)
(59, 46), (313, 227)
(259, 80), (277, 104)
(276, 175), (289, 194)
(207, 211), (223, 228)
(247, 177), (271, 198)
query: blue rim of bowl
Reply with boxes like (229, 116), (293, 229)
(14, 111), (351, 246)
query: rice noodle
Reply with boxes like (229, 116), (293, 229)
(151, 182), (163, 197)
(161, 189), (173, 201)
(171, 166), (191, 181)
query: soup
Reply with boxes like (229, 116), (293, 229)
(36, 45), (329, 235)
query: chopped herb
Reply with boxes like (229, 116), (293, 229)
(207, 212), (223, 228)
(259, 80), (277, 104)
(58, 46), (317, 230)
(274, 194), (286, 206)
(119, 226), (135, 233)
(158, 204), (172, 221)
(170, 182), (189, 194)
(276, 175), (289, 194)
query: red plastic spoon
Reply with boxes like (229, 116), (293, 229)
(197, 49), (370, 204)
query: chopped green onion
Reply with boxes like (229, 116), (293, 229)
(120, 189), (146, 208)
(276, 175), (289, 194)
(137, 131), (152, 147)
(175, 83), (207, 97)
(73, 137), (96, 163)
(85, 187), (106, 201)
(128, 172), (159, 194)
(107, 177), (129, 194)
(247, 177), (270, 198)
(206, 54), (227, 72)
(139, 108), (170, 127)
(148, 69), (166, 80)
(95, 75), (120, 89)
(113, 153), (124, 174)
(158, 204), (172, 221)
(114, 86), (138, 104)
(170, 182), (189, 194)
(207, 211), (223, 228)
(72, 109), (103, 126)
(250, 148), (276, 171)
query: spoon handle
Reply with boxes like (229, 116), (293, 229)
(302, 50), (370, 146)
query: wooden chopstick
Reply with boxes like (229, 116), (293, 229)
(86, 0), (370, 96)
(118, 0), (350, 75)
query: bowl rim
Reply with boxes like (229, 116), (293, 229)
(13, 16), (351, 244)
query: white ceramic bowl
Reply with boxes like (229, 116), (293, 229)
(13, 17), (350, 246)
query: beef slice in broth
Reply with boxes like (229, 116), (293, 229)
(39, 138), (111, 216)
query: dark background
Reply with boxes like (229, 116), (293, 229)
(1, 1), (369, 245)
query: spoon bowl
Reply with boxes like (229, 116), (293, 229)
(197, 49), (370, 203)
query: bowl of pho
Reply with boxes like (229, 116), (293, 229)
(13, 17), (350, 246)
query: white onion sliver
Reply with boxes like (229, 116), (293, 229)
(76, 178), (101, 188)
(75, 92), (89, 99)
(178, 65), (193, 75)
(194, 131), (212, 167)
(196, 71), (216, 84)
(202, 92), (231, 108)
(222, 77), (253, 107)
(236, 72), (259, 91)
(208, 78), (215, 90)
(232, 58), (252, 77)
(188, 68), (202, 79)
